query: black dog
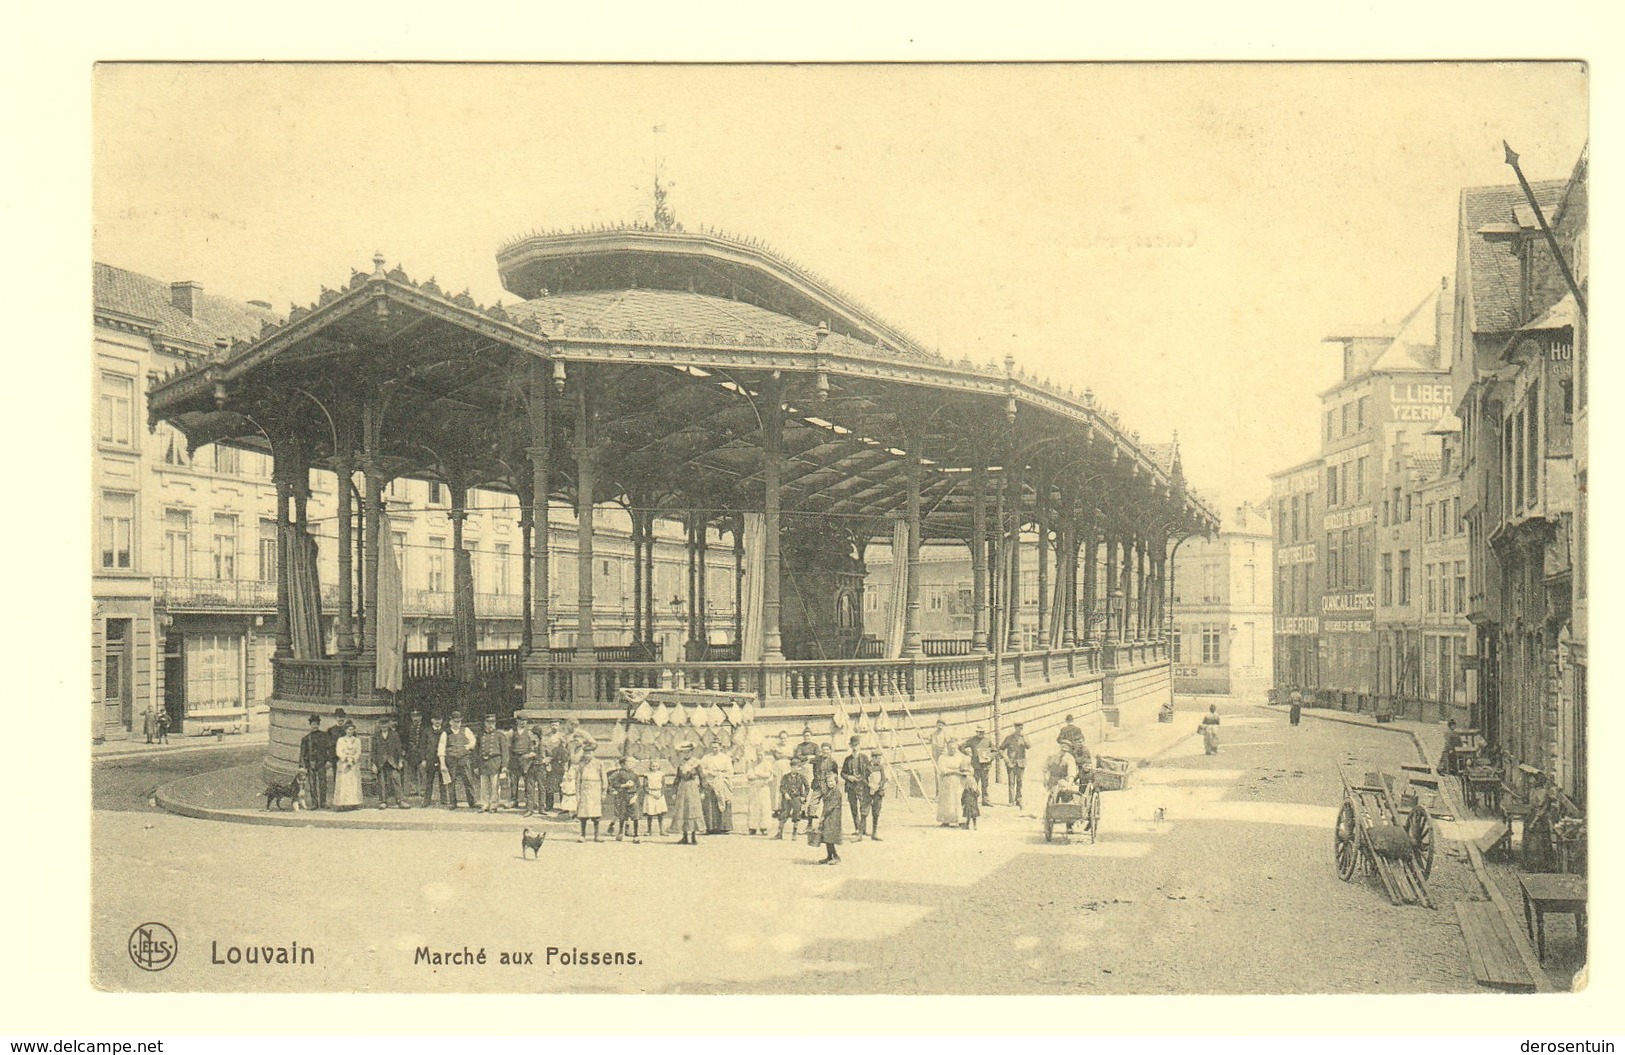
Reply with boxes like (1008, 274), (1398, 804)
(265, 772), (306, 811)
(521, 829), (547, 859)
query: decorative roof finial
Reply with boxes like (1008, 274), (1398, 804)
(372, 251), (386, 276)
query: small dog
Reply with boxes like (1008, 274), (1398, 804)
(265, 772), (307, 812)
(521, 829), (547, 859)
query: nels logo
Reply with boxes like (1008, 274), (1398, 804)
(128, 922), (177, 972)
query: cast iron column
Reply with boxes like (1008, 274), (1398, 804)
(761, 376), (785, 662)
(971, 462), (989, 653)
(902, 453), (924, 658)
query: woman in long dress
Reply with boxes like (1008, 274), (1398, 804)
(746, 753), (775, 834)
(813, 765), (844, 864)
(575, 742), (606, 842)
(935, 740), (967, 827)
(700, 739), (735, 834)
(1200, 705), (1221, 755)
(332, 722), (363, 810)
(671, 742), (705, 845)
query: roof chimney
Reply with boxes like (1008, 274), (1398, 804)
(170, 281), (203, 318)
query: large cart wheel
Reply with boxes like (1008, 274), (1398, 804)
(1086, 785), (1102, 843)
(1408, 807), (1436, 878)
(1335, 800), (1360, 881)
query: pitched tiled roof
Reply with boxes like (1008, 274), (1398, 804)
(1460, 180), (1566, 335)
(505, 287), (946, 366)
(94, 262), (280, 350)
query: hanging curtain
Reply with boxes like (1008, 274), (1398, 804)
(375, 512), (405, 693)
(288, 526), (325, 659)
(885, 517), (909, 659)
(739, 512), (766, 663)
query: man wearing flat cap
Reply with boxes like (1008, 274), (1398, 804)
(437, 709), (479, 809)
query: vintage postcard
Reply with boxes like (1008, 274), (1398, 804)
(83, 61), (1594, 1009)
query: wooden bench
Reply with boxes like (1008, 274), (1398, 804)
(1456, 900), (1538, 992)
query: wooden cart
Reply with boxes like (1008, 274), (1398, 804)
(1043, 778), (1101, 843)
(1333, 765), (1435, 908)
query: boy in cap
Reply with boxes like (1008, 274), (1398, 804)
(608, 752), (644, 842)
(866, 749), (887, 840)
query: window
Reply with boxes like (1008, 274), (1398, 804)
(212, 444), (240, 475)
(1381, 552), (1394, 606)
(1399, 550), (1412, 606)
(98, 372), (135, 447)
(100, 492), (134, 570)
(1382, 499), (1390, 527)
(1326, 532), (1338, 589)
(429, 482), (445, 505)
(1576, 472), (1587, 600)
(427, 537), (447, 592)
(1277, 566), (1289, 612)
(1356, 527), (1370, 589)
(1290, 495), (1301, 542)
(1326, 466), (1338, 508)
(1278, 500), (1289, 543)
(1526, 384), (1540, 509)
(1454, 496), (1463, 535)
(185, 632), (245, 713)
(1341, 528), (1354, 589)
(258, 519), (277, 582)
(392, 531), (408, 584)
(1341, 403), (1351, 436)
(1405, 494), (1414, 522)
(1426, 502), (1436, 540)
(1356, 396), (1369, 431)
(494, 543), (512, 595)
(1355, 457), (1368, 501)
(212, 514), (238, 580)
(1201, 625), (1222, 665)
(1425, 563), (1437, 614)
(1455, 561), (1467, 614)
(1325, 410), (1334, 441)
(161, 423), (189, 465)
(1171, 627), (1182, 664)
(164, 509), (191, 578)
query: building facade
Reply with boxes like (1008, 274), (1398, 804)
(1270, 458), (1322, 699)
(1171, 504), (1273, 695)
(93, 263), (738, 740)
(1451, 150), (1587, 806)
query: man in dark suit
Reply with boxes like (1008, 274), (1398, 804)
(839, 735), (871, 839)
(509, 718), (541, 814)
(325, 708), (348, 803)
(1000, 722), (1030, 807)
(402, 709), (426, 797)
(298, 715), (330, 809)
(372, 716), (410, 809)
(419, 715), (448, 807)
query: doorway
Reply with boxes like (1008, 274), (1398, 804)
(104, 618), (133, 734)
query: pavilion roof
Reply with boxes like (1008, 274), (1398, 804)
(146, 243), (1219, 539)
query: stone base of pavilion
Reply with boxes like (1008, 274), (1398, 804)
(256, 644), (1177, 793)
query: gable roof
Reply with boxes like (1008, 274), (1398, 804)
(1370, 284), (1445, 373)
(1458, 179), (1566, 335)
(94, 262), (280, 352)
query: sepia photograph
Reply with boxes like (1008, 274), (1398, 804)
(84, 60), (1590, 1001)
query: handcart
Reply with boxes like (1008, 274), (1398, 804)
(1333, 765), (1435, 908)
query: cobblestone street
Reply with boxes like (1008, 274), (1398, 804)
(93, 700), (1490, 994)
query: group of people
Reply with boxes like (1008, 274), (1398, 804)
(923, 718), (1041, 828)
(295, 711), (900, 863)
(141, 707), (170, 744)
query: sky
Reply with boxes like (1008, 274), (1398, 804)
(92, 62), (1588, 516)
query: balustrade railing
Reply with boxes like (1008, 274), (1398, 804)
(922, 638), (973, 657)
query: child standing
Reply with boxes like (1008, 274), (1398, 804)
(960, 782), (981, 830)
(608, 753), (643, 843)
